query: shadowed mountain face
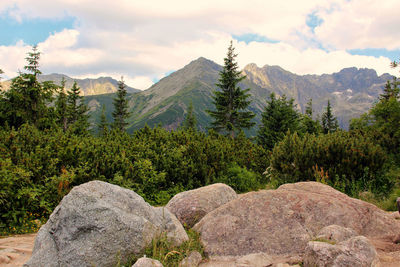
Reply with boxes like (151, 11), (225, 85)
(1, 74), (139, 96)
(86, 57), (391, 134)
(243, 64), (392, 128)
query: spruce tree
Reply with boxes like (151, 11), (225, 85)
(321, 100), (339, 134)
(2, 45), (56, 128)
(207, 41), (255, 138)
(67, 81), (89, 134)
(182, 101), (196, 131)
(55, 77), (68, 132)
(300, 99), (321, 135)
(98, 104), (108, 136)
(380, 78), (399, 101)
(112, 77), (130, 132)
(257, 93), (300, 150)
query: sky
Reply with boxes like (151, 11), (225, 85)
(0, 0), (399, 90)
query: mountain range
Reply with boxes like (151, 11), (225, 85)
(85, 57), (392, 134)
(1, 57), (393, 134)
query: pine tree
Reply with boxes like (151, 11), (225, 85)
(300, 99), (321, 134)
(207, 41), (255, 138)
(2, 45), (56, 128)
(380, 77), (399, 101)
(55, 77), (68, 132)
(182, 101), (196, 130)
(257, 93), (300, 150)
(112, 77), (130, 132)
(98, 104), (108, 136)
(321, 100), (339, 134)
(67, 81), (89, 134)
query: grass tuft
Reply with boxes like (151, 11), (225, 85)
(118, 229), (204, 267)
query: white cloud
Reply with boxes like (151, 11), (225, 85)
(0, 0), (399, 90)
(314, 0), (400, 50)
(237, 41), (397, 76)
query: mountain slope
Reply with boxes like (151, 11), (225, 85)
(86, 57), (270, 134)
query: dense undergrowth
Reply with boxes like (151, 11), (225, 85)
(1, 123), (399, 236)
(0, 125), (268, 235)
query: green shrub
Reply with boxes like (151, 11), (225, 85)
(217, 164), (261, 193)
(269, 131), (390, 196)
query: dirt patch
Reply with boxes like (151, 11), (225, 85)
(0, 234), (36, 267)
(370, 236), (400, 267)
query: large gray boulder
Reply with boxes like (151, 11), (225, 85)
(194, 182), (400, 258)
(304, 236), (380, 267)
(24, 181), (187, 267)
(166, 183), (237, 228)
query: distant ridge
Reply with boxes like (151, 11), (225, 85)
(1, 74), (139, 96)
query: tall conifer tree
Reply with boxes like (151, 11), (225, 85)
(257, 93), (300, 150)
(321, 100), (339, 134)
(2, 45), (56, 128)
(112, 77), (130, 132)
(98, 104), (108, 136)
(55, 77), (68, 132)
(207, 41), (255, 138)
(300, 99), (321, 134)
(67, 81), (89, 133)
(182, 101), (196, 130)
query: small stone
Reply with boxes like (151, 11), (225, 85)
(132, 257), (163, 267)
(179, 251), (202, 267)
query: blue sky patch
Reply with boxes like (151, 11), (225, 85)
(152, 70), (175, 84)
(0, 14), (76, 46)
(306, 12), (323, 33)
(232, 33), (279, 44)
(348, 48), (400, 61)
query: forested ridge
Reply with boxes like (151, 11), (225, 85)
(0, 45), (399, 235)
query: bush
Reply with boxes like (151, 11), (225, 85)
(217, 164), (261, 193)
(269, 131), (390, 196)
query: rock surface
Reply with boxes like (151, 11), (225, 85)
(304, 236), (380, 267)
(194, 182), (400, 258)
(24, 181), (187, 267)
(198, 253), (301, 267)
(166, 183), (237, 228)
(179, 251), (202, 267)
(316, 224), (357, 243)
(132, 257), (163, 267)
(154, 207), (189, 246)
